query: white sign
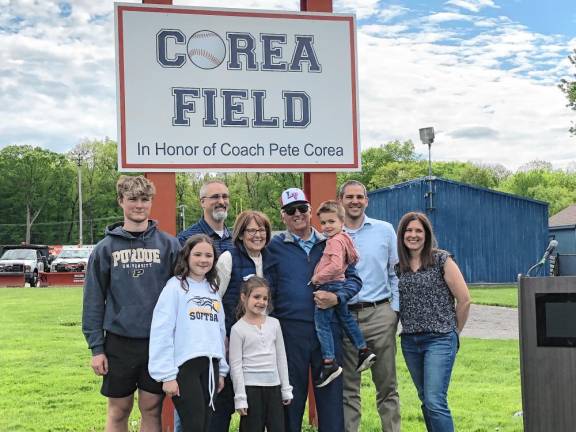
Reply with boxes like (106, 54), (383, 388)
(115, 3), (360, 172)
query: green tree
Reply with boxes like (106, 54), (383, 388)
(68, 138), (121, 245)
(559, 49), (576, 135)
(0, 145), (74, 244)
(338, 140), (419, 189)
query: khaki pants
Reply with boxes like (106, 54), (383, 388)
(342, 302), (401, 432)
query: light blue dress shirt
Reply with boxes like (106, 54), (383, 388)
(292, 229), (318, 255)
(345, 216), (400, 312)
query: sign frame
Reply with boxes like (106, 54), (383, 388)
(115, 3), (360, 172)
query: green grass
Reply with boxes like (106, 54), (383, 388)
(0, 288), (522, 431)
(470, 284), (518, 308)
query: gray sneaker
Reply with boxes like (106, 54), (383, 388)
(356, 350), (377, 372)
(315, 362), (343, 388)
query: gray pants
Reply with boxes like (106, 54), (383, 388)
(342, 302), (401, 432)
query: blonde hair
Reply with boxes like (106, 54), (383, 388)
(116, 175), (156, 200)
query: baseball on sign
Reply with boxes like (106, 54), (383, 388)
(187, 30), (226, 69)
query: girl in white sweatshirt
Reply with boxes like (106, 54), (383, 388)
(149, 234), (228, 432)
(229, 276), (292, 432)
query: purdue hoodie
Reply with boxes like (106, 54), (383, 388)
(82, 220), (181, 355)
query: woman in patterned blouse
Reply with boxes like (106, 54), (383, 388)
(396, 212), (471, 432)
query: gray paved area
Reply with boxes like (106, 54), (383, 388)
(397, 304), (519, 339)
(460, 304), (518, 340)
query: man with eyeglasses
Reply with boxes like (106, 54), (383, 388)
(268, 187), (361, 432)
(175, 179), (234, 432)
(177, 180), (233, 255)
(338, 180), (400, 432)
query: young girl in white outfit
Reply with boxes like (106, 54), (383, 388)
(229, 276), (293, 432)
(149, 234), (228, 432)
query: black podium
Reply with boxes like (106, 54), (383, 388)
(518, 276), (576, 432)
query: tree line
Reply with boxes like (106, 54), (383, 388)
(1, 139), (575, 246)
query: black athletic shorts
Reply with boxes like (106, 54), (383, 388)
(101, 332), (163, 398)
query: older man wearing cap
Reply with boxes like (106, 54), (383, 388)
(268, 187), (362, 432)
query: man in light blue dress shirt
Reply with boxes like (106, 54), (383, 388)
(338, 180), (401, 432)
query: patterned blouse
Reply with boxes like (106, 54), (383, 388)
(397, 250), (457, 334)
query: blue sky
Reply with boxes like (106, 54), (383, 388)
(0, 0), (574, 169)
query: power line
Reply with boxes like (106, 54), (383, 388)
(0, 215), (122, 227)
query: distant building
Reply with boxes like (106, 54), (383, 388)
(549, 205), (576, 254)
(549, 205), (576, 275)
(367, 177), (548, 283)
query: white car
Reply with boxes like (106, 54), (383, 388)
(0, 247), (48, 287)
(50, 248), (92, 273)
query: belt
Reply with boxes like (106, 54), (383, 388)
(348, 298), (389, 311)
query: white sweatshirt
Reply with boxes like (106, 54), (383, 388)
(149, 276), (229, 383)
(229, 316), (293, 410)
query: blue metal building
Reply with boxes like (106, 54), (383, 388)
(366, 177), (549, 283)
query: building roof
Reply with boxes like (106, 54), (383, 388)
(370, 176), (548, 206)
(549, 204), (576, 227)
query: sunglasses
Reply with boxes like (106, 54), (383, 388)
(283, 204), (310, 216)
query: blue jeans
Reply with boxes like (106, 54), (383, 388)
(315, 282), (367, 361)
(400, 331), (458, 432)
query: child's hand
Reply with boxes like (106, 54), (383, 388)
(236, 408), (248, 416)
(282, 399), (292, 406)
(217, 376), (225, 393)
(162, 380), (180, 397)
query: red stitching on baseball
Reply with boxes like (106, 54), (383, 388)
(189, 48), (221, 66)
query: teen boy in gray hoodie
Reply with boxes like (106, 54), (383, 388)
(82, 175), (181, 432)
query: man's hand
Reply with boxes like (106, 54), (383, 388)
(237, 408), (248, 416)
(91, 353), (108, 376)
(162, 380), (180, 397)
(313, 290), (338, 309)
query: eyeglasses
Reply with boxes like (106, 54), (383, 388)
(201, 193), (229, 201)
(244, 228), (267, 236)
(283, 204), (310, 216)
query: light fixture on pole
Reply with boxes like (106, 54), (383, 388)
(69, 145), (89, 246)
(76, 158), (83, 246)
(177, 204), (186, 231)
(419, 126), (435, 210)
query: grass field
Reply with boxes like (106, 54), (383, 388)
(470, 284), (518, 308)
(0, 288), (523, 431)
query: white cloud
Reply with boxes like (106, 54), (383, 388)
(0, 0), (574, 171)
(355, 12), (573, 169)
(427, 12), (473, 24)
(378, 5), (410, 22)
(334, 0), (381, 19)
(445, 0), (498, 13)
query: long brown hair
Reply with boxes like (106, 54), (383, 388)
(396, 212), (438, 273)
(232, 211), (272, 248)
(236, 276), (272, 319)
(174, 234), (219, 293)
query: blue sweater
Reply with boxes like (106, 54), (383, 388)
(177, 217), (233, 254)
(222, 244), (276, 335)
(267, 230), (361, 323)
(82, 221), (181, 355)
